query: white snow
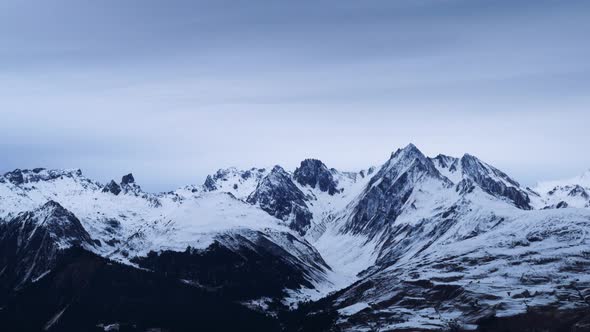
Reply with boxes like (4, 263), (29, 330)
(121, 192), (294, 257)
(204, 167), (270, 199)
(338, 302), (370, 316)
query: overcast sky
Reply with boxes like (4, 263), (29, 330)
(1, 0), (589, 191)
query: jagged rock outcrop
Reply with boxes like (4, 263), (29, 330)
(568, 185), (589, 199)
(121, 173), (135, 185)
(247, 166), (312, 235)
(543, 201), (569, 209)
(2, 169), (24, 185)
(432, 154), (458, 170)
(460, 154), (531, 209)
(203, 175), (217, 191)
(120, 173), (140, 193)
(102, 180), (122, 195)
(358, 166), (376, 179)
(293, 159), (338, 195)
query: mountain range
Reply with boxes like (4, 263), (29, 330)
(0, 144), (589, 331)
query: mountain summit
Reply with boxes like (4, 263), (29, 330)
(293, 159), (338, 195)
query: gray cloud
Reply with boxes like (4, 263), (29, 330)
(1, 0), (589, 191)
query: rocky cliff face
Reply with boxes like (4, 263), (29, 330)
(342, 144), (453, 238)
(247, 166), (313, 235)
(293, 159), (339, 195)
(459, 154), (532, 209)
(102, 180), (122, 195)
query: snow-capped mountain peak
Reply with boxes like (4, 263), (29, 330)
(121, 173), (135, 185)
(293, 159), (338, 195)
(246, 166), (312, 235)
(458, 153), (532, 209)
(378, 143), (446, 184)
(340, 144), (452, 238)
(460, 153), (520, 187)
(202, 167), (269, 199)
(103, 180), (122, 195)
(119, 172), (145, 195)
(1, 168), (85, 186)
(534, 169), (590, 209)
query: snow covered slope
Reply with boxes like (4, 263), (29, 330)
(323, 189), (590, 331)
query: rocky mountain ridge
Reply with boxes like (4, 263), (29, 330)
(0, 144), (589, 331)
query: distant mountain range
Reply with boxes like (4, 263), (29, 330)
(0, 144), (589, 331)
